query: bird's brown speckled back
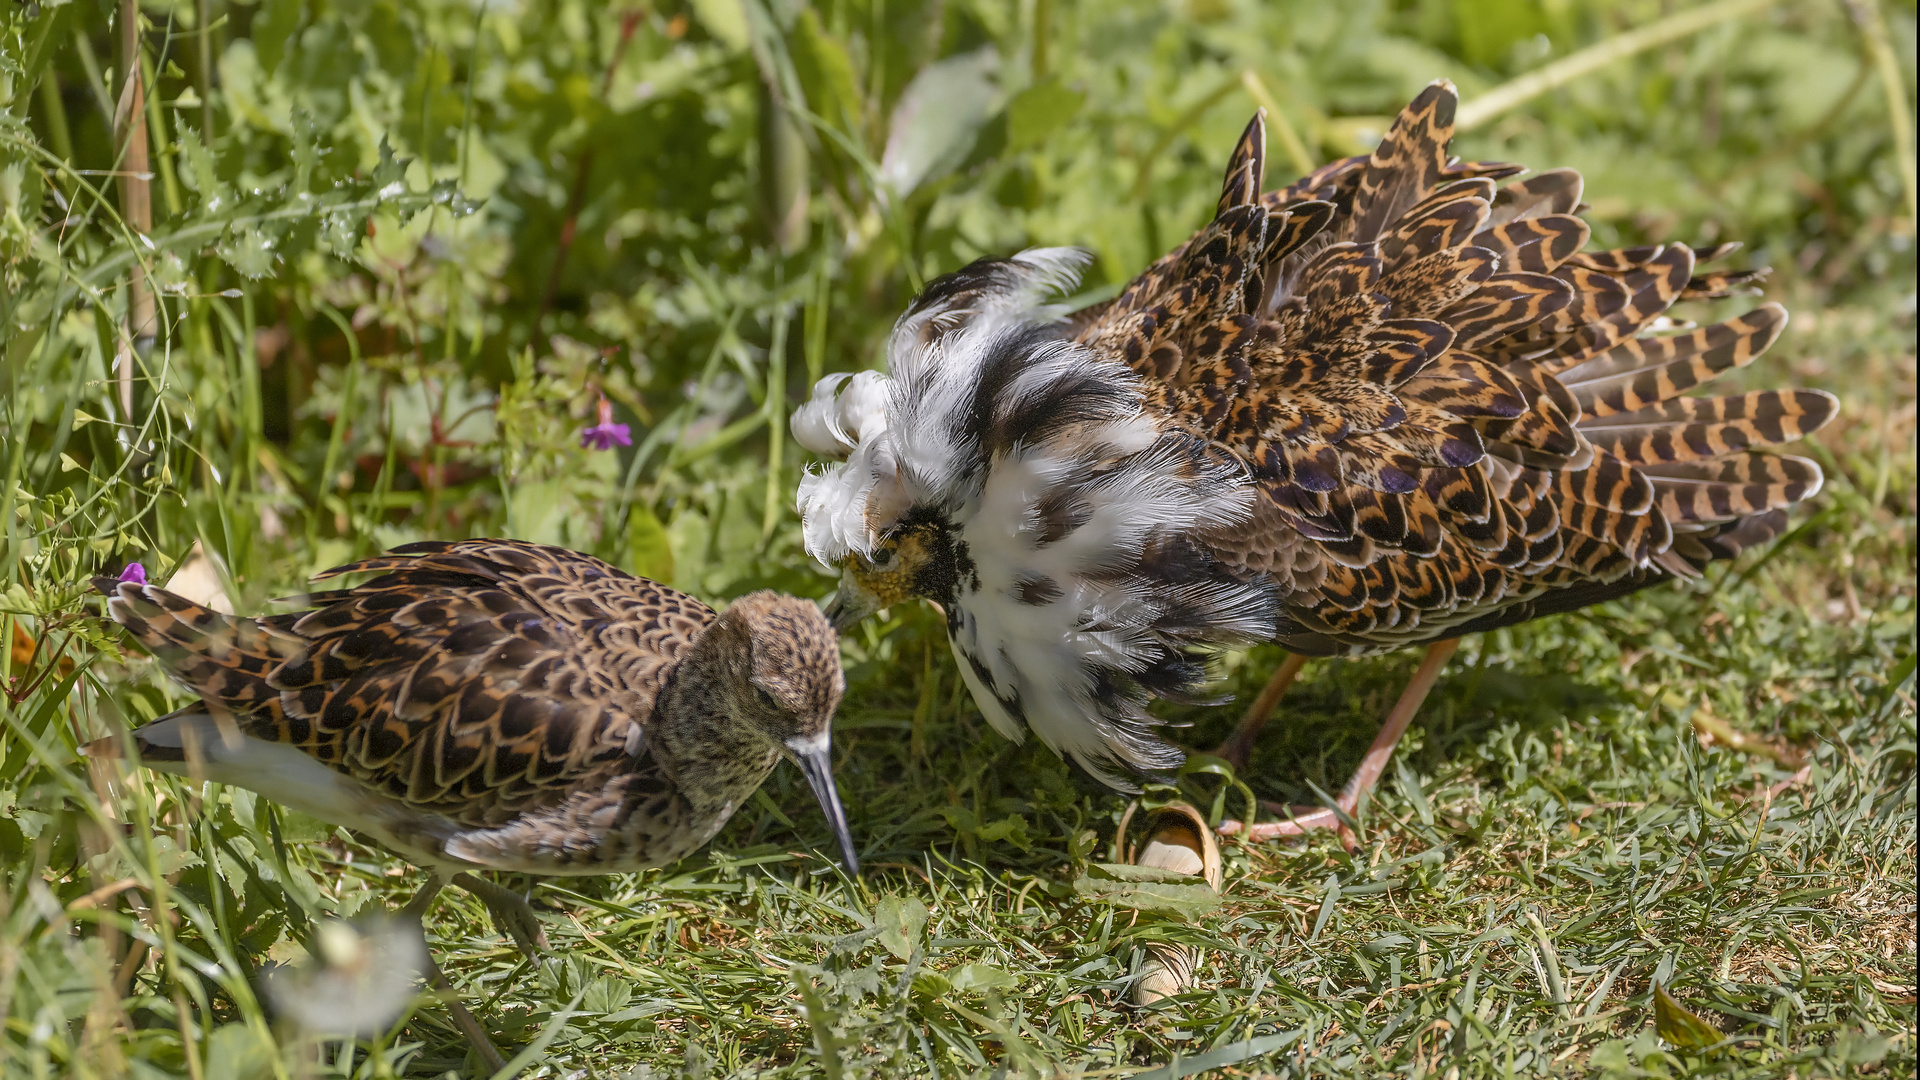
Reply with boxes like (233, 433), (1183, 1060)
(99, 540), (713, 830)
(1071, 82), (1834, 655)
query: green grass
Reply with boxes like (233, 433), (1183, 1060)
(0, 0), (1914, 1076)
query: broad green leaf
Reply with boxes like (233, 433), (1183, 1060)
(1654, 983), (1724, 1052)
(629, 504), (676, 582)
(583, 976), (633, 1015)
(945, 963), (1015, 994)
(372, 137), (407, 189)
(218, 228), (278, 279)
(1832, 1028), (1893, 1066)
(937, 806), (1030, 848)
(974, 814), (1029, 847)
(90, 835), (203, 879)
(0, 162), (25, 222)
(1082, 862), (1199, 885)
(1074, 864), (1220, 918)
(202, 1022), (276, 1080)
(879, 49), (998, 198)
(175, 122), (228, 211)
(253, 0), (304, 74)
(910, 971), (951, 998)
(218, 40), (289, 134)
(275, 809), (333, 844)
(1007, 80), (1084, 151)
(0, 789), (49, 840)
(872, 895), (929, 961)
(690, 0), (750, 50)
(790, 10), (864, 146)
(510, 480), (567, 546)
(289, 110), (322, 195)
(321, 212), (359, 260)
(1125, 1031), (1303, 1080)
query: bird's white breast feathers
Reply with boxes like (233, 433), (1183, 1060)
(792, 249), (1275, 783)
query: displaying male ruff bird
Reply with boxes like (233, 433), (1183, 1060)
(87, 539), (858, 950)
(792, 80), (1835, 840)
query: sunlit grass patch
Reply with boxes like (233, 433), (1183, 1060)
(2, 0), (1913, 1075)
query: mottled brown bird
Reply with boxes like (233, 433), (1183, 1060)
(793, 80), (1834, 836)
(87, 539), (857, 950)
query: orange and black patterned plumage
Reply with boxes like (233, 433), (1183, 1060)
(89, 539), (856, 880)
(1082, 83), (1831, 656)
(795, 80), (1835, 785)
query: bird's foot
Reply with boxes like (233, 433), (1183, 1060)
(1216, 640), (1460, 852)
(1217, 802), (1353, 848)
(451, 872), (550, 957)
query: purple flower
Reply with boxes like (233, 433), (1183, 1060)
(118, 562), (148, 585)
(580, 396), (632, 451)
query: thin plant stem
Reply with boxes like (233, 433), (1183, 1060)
(1239, 69), (1317, 178)
(72, 28), (116, 124)
(195, 0), (213, 139)
(459, 2), (487, 188)
(39, 67), (75, 163)
(1846, 0), (1917, 226)
(308, 306), (362, 559)
(142, 48), (182, 218)
(1032, 0), (1052, 83)
(115, 0), (156, 426)
(536, 9), (645, 327)
(762, 302), (790, 541)
(805, 245), (831, 387)
(1130, 74), (1243, 204)
(1455, 0), (1775, 131)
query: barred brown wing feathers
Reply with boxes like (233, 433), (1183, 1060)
(96, 580), (303, 736)
(1377, 181), (1494, 272)
(1579, 390), (1839, 464)
(1471, 215), (1590, 274)
(1062, 79), (1833, 659)
(1346, 83), (1457, 244)
(103, 540), (714, 828)
(1216, 111), (1267, 217)
(1267, 155), (1366, 214)
(1564, 303), (1790, 416)
(1530, 244), (1698, 375)
(1485, 167), (1584, 226)
(1641, 453), (1824, 523)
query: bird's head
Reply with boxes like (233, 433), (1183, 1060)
(711, 592), (857, 873)
(821, 520), (955, 631)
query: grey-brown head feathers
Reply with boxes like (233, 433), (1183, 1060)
(709, 591), (844, 743)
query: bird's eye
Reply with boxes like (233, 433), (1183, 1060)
(755, 686), (778, 709)
(868, 546), (896, 568)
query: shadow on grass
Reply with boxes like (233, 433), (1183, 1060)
(1171, 646), (1629, 811)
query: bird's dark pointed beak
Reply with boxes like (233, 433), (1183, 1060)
(789, 736), (859, 875)
(823, 571), (881, 634)
(822, 591), (850, 631)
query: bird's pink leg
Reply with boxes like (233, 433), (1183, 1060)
(1219, 639), (1460, 848)
(1211, 652), (1309, 771)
